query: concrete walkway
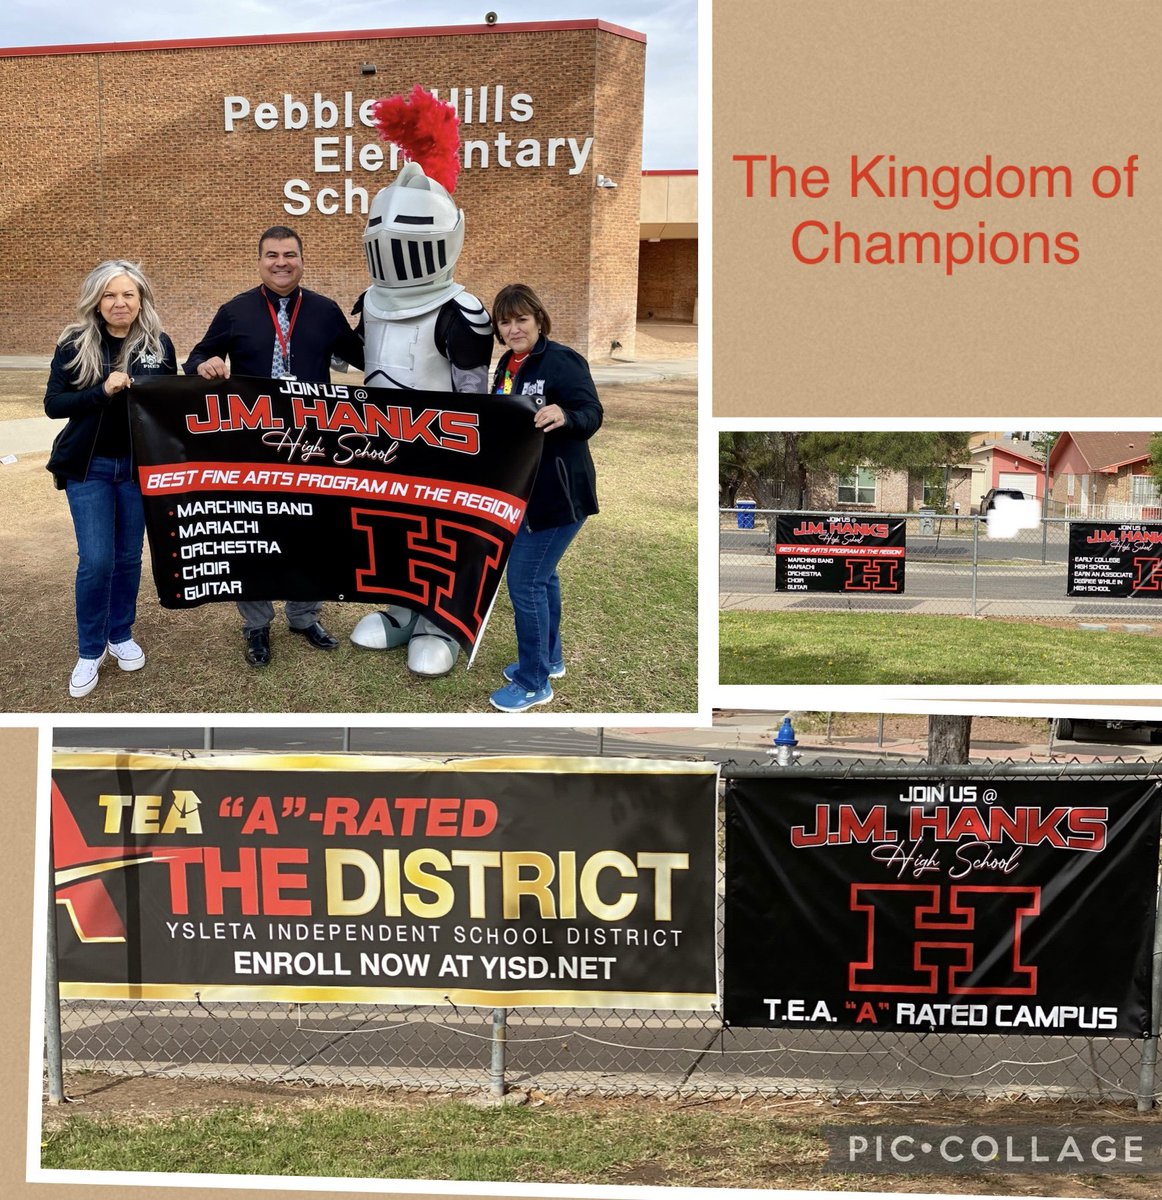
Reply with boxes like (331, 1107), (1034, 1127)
(0, 356), (50, 370)
(0, 356), (696, 460)
(1, 416), (55, 458)
(590, 356), (697, 384)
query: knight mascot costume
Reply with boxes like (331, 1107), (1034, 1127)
(349, 87), (495, 676)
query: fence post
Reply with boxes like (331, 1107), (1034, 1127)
(489, 1007), (508, 1099)
(971, 517), (980, 617)
(1135, 860), (1162, 1111)
(44, 848), (65, 1104)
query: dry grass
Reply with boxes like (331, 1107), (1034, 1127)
(41, 1075), (1162, 1196)
(2, 372), (695, 714)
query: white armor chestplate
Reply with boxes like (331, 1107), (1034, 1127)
(361, 281), (464, 391)
(362, 308), (452, 391)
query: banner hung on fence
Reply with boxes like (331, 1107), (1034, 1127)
(51, 754), (719, 1008)
(1067, 521), (1162, 597)
(774, 513), (906, 593)
(724, 778), (1161, 1035)
(130, 375), (544, 653)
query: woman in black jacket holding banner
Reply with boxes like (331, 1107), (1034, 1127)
(45, 260), (176, 699)
(489, 283), (602, 712)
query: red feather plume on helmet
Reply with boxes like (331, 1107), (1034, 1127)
(371, 85), (461, 193)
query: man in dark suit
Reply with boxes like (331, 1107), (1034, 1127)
(184, 226), (364, 667)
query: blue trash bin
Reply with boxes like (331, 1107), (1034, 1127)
(737, 501), (756, 529)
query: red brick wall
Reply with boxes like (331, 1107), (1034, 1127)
(637, 238), (697, 322)
(586, 30), (645, 358)
(0, 23), (643, 363)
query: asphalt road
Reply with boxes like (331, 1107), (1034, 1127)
(719, 545), (1162, 618)
(60, 1002), (1142, 1101)
(51, 725), (726, 762)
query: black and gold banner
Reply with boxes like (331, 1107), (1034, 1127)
(724, 778), (1161, 1035)
(130, 375), (544, 651)
(51, 754), (719, 1009)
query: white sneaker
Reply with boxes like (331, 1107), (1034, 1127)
(107, 638), (146, 672)
(69, 651), (107, 698)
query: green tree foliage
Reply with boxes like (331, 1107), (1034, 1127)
(794, 432), (971, 479)
(1149, 434), (1162, 494)
(718, 431), (972, 509)
(718, 432), (805, 509)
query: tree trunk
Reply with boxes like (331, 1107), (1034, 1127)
(927, 715), (972, 764)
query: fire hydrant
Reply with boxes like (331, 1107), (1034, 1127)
(767, 716), (801, 767)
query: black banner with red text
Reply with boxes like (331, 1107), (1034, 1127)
(130, 375), (543, 651)
(775, 512), (906, 592)
(51, 754), (718, 1008)
(723, 779), (1161, 1035)
(1068, 521), (1162, 597)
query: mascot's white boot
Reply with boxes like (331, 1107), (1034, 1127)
(350, 607), (459, 677)
(348, 88), (494, 678)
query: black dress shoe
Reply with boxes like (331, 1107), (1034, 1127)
(244, 627), (271, 667)
(290, 621), (339, 650)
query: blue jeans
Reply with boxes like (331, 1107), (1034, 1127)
(64, 456), (145, 658)
(505, 518), (585, 691)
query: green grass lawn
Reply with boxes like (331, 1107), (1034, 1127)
(40, 1097), (823, 1184)
(720, 611), (1161, 686)
(42, 1090), (1150, 1194)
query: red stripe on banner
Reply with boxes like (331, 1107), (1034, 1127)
(139, 462), (526, 531)
(776, 545), (905, 557)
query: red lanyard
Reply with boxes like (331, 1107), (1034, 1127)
(262, 287), (302, 364)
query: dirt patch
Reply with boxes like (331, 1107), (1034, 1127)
(0, 368), (47, 421)
(42, 1074), (1162, 1196)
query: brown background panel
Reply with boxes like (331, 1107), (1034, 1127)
(713, 0), (1159, 416)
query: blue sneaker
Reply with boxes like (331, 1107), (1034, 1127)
(489, 681), (554, 712)
(503, 660), (565, 683)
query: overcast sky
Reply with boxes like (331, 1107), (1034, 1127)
(2, 1), (696, 169)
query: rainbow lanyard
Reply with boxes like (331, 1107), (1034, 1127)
(498, 352), (528, 395)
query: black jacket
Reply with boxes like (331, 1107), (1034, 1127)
(183, 285), (363, 380)
(492, 335), (602, 531)
(44, 330), (177, 488)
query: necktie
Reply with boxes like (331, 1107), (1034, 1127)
(271, 296), (290, 377)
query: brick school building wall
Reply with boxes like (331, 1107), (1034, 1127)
(0, 19), (644, 363)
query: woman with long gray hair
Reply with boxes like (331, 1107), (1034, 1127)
(45, 260), (176, 698)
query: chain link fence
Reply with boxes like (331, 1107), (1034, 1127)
(721, 508), (1162, 621)
(49, 747), (1162, 1106)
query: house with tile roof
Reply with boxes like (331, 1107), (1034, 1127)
(1048, 431), (1159, 519)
